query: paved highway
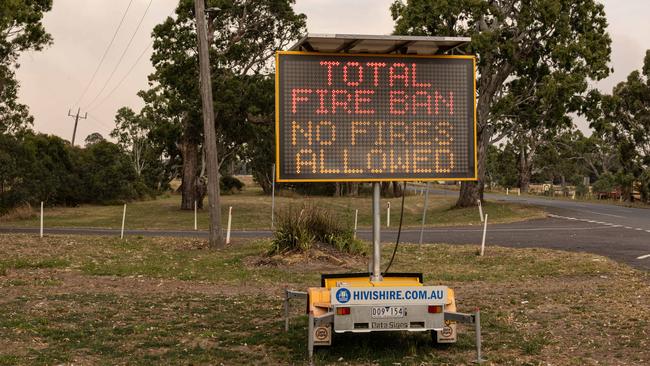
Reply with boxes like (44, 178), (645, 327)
(427, 187), (650, 230)
(1, 189), (649, 271)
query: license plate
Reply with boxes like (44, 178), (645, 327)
(371, 306), (405, 318)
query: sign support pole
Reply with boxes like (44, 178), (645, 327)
(419, 182), (430, 245)
(371, 182), (382, 282)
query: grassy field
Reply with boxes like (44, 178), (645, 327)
(0, 182), (544, 231)
(1, 234), (649, 365)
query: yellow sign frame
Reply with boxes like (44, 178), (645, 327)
(274, 51), (477, 183)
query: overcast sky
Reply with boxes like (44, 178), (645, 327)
(14, 0), (650, 144)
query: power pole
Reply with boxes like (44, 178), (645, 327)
(194, 0), (224, 248)
(67, 108), (87, 146)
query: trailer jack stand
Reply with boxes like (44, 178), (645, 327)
(445, 308), (486, 363)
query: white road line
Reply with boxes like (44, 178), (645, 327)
(548, 214), (649, 233)
(581, 210), (625, 218)
(637, 254), (650, 260)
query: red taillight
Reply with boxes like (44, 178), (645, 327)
(428, 305), (443, 314)
(336, 307), (351, 315)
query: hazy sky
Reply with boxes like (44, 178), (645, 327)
(14, 0), (650, 144)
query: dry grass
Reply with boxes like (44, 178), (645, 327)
(0, 234), (648, 365)
(0, 202), (35, 222)
(0, 180), (544, 231)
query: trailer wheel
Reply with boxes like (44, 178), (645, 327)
(430, 330), (451, 348)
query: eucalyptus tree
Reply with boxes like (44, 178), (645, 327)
(391, 0), (611, 206)
(111, 107), (149, 177)
(590, 51), (650, 202)
(145, 0), (305, 210)
(0, 0), (52, 134)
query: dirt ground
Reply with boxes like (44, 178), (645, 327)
(1, 234), (649, 365)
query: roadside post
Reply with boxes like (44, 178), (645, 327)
(477, 199), (484, 222)
(40, 201), (44, 238)
(275, 34), (481, 363)
(226, 206), (232, 244)
(386, 202), (391, 228)
(480, 214), (488, 256)
(353, 209), (358, 239)
(194, 200), (198, 231)
(120, 204), (126, 240)
(506, 188), (509, 195)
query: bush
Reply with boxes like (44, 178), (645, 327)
(593, 173), (616, 193)
(270, 205), (364, 255)
(0, 133), (151, 213)
(269, 209), (315, 254)
(220, 175), (244, 194)
(575, 183), (589, 197)
(0, 202), (34, 221)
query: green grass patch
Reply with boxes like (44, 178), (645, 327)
(0, 258), (69, 275)
(0, 182), (544, 230)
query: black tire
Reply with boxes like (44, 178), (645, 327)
(430, 330), (452, 348)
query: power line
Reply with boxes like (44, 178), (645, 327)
(74, 0), (135, 107)
(83, 0), (154, 109)
(87, 113), (115, 131)
(87, 7), (176, 112)
(88, 40), (153, 112)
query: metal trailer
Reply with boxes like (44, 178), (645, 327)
(279, 34), (484, 364)
(283, 185), (485, 364)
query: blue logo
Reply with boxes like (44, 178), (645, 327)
(336, 288), (351, 303)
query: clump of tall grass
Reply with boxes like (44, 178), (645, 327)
(0, 202), (35, 221)
(270, 205), (364, 255)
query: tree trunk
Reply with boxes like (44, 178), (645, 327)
(346, 183), (360, 196)
(334, 183), (342, 197)
(518, 148), (531, 193)
(457, 125), (488, 206)
(180, 136), (200, 210)
(380, 182), (391, 197)
(392, 181), (403, 197)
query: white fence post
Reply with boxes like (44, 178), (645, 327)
(480, 214), (488, 256)
(226, 206), (232, 244)
(120, 204), (126, 240)
(194, 200), (198, 231)
(518, 188), (521, 196)
(506, 188), (509, 195)
(40, 202), (44, 238)
(477, 199), (484, 222)
(271, 164), (276, 229)
(386, 202), (391, 228)
(353, 209), (359, 239)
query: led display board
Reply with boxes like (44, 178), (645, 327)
(275, 51), (476, 182)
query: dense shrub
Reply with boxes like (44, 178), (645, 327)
(270, 205), (364, 255)
(0, 133), (151, 214)
(220, 175), (244, 193)
(592, 173), (616, 193)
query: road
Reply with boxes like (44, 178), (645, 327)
(1, 189), (649, 271)
(427, 187), (650, 230)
